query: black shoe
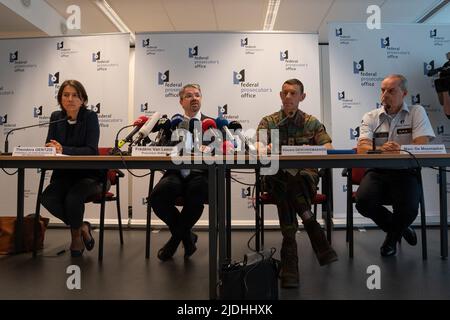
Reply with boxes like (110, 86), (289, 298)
(82, 221), (95, 251)
(183, 232), (198, 259)
(380, 232), (398, 257)
(157, 236), (181, 261)
(402, 227), (417, 246)
(70, 248), (84, 257)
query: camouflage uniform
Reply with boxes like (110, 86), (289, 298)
(257, 109), (332, 223)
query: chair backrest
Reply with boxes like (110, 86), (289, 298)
(97, 147), (118, 186)
(351, 168), (366, 185)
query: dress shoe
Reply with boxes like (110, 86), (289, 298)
(402, 227), (417, 246)
(82, 221), (95, 251)
(380, 232), (398, 257)
(183, 232), (198, 258)
(157, 236), (181, 261)
(70, 248), (84, 257)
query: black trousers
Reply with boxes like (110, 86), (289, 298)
(149, 171), (208, 240)
(41, 177), (103, 229)
(355, 169), (420, 234)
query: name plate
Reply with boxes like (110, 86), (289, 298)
(401, 144), (447, 154)
(13, 147), (56, 156)
(281, 145), (327, 155)
(132, 146), (176, 156)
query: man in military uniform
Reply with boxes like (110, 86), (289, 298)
(256, 78), (338, 288)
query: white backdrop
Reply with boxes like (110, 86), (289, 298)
(328, 23), (450, 222)
(132, 32), (321, 226)
(0, 33), (130, 223)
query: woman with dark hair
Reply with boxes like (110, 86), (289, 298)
(41, 80), (102, 257)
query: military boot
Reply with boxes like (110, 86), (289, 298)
(279, 227), (299, 288)
(303, 219), (338, 266)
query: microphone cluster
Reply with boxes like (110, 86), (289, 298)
(114, 113), (256, 155)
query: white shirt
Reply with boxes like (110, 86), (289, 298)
(358, 102), (435, 147)
(180, 112), (202, 178)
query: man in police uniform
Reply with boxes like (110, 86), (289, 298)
(256, 79), (338, 288)
(356, 74), (435, 257)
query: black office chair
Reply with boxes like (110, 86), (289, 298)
(342, 166), (427, 259)
(255, 168), (334, 250)
(144, 170), (209, 259)
(33, 147), (125, 260)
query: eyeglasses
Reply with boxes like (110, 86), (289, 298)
(183, 93), (202, 99)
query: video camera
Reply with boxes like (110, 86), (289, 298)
(427, 52), (450, 95)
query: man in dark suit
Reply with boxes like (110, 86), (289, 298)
(150, 84), (209, 261)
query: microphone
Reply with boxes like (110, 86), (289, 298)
(228, 121), (257, 153)
(151, 116), (172, 146)
(216, 117), (236, 145)
(202, 118), (221, 140)
(117, 115), (149, 148)
(131, 112), (161, 146)
(170, 114), (184, 130)
(367, 114), (387, 154)
(277, 110), (295, 127)
(189, 118), (202, 152)
(3, 115), (71, 154)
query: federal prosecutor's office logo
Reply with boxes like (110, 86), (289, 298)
(158, 70), (170, 85)
(57, 41), (78, 58)
(280, 50), (307, 71)
(338, 91), (361, 109)
(0, 114), (7, 125)
(158, 70), (182, 97)
(233, 69), (245, 84)
(428, 29), (449, 47)
(353, 60), (364, 74)
(411, 94), (421, 105)
(92, 51), (101, 62)
(218, 105), (228, 116)
(188, 45), (219, 69)
(0, 85), (14, 97)
(188, 46), (198, 58)
(240, 37), (263, 55)
(430, 29), (437, 38)
(350, 127), (360, 140)
(352, 59), (382, 87)
(142, 38), (150, 48)
(33, 106), (43, 118)
(380, 37), (390, 48)
(380, 36), (410, 59)
(142, 38), (165, 56)
(140, 102), (149, 112)
(89, 103), (101, 114)
(424, 60), (436, 76)
(9, 51), (18, 63)
(241, 187), (251, 198)
(57, 41), (64, 50)
(48, 72), (60, 86)
(334, 26), (358, 45)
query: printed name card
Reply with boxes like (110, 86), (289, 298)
(281, 145), (327, 155)
(401, 144), (447, 154)
(132, 146), (176, 156)
(13, 147), (56, 156)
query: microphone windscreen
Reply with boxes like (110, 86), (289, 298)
(133, 115), (149, 126)
(202, 118), (217, 132)
(215, 117), (229, 129)
(152, 117), (170, 132)
(170, 114), (184, 129)
(228, 121), (242, 131)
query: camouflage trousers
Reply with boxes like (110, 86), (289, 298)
(263, 169), (319, 236)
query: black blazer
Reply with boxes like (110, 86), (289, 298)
(46, 108), (103, 181)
